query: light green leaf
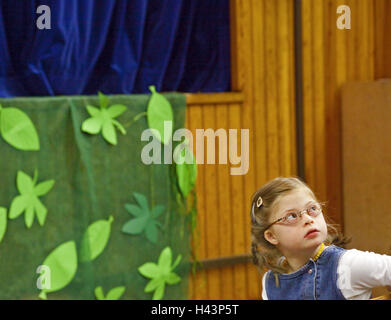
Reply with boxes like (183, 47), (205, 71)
(138, 246), (182, 300)
(147, 85), (173, 145)
(107, 104), (127, 118)
(138, 262), (160, 278)
(106, 286), (126, 300)
(79, 216), (114, 262)
(158, 247), (172, 272)
(81, 117), (102, 134)
(9, 170), (54, 228)
(171, 254), (182, 270)
(94, 286), (105, 300)
(0, 106), (40, 151)
(0, 207), (7, 243)
(34, 198), (47, 226)
(145, 278), (163, 293)
(34, 180), (55, 196)
(111, 119), (126, 135)
(86, 105), (101, 117)
(17, 170), (34, 194)
(38, 241), (78, 300)
(152, 283), (165, 300)
(9, 195), (27, 219)
(24, 205), (34, 229)
(102, 121), (117, 145)
(176, 148), (197, 197)
(121, 216), (148, 235)
(166, 272), (181, 285)
(98, 91), (109, 108)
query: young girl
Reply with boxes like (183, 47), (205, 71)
(250, 176), (391, 300)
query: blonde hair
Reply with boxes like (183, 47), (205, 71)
(250, 176), (349, 277)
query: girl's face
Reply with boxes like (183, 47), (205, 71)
(264, 188), (328, 256)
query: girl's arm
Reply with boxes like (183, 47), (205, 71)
(337, 249), (391, 299)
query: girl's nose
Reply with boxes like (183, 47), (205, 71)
(302, 212), (315, 225)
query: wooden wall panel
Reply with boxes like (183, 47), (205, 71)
(187, 0), (390, 300)
(301, 0), (377, 226)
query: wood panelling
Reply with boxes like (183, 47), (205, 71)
(187, 0), (391, 300)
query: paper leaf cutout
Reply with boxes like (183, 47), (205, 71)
(121, 193), (164, 244)
(38, 241), (78, 300)
(0, 207), (7, 243)
(95, 286), (126, 300)
(9, 170), (55, 228)
(138, 247), (182, 300)
(0, 105), (40, 151)
(175, 145), (197, 197)
(81, 92), (127, 145)
(79, 216), (114, 262)
(147, 86), (173, 145)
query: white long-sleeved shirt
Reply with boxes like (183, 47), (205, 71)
(262, 248), (391, 300)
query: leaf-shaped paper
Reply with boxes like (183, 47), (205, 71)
(81, 92), (127, 145)
(153, 283), (165, 300)
(138, 246), (182, 300)
(121, 216), (148, 234)
(147, 86), (173, 145)
(145, 222), (158, 243)
(0, 106), (40, 150)
(17, 170), (34, 194)
(79, 216), (113, 262)
(102, 121), (117, 145)
(81, 118), (102, 134)
(106, 286), (126, 300)
(176, 147), (197, 197)
(122, 193), (164, 244)
(34, 180), (55, 196)
(0, 207), (7, 243)
(98, 91), (109, 108)
(107, 105), (127, 118)
(94, 286), (105, 300)
(133, 192), (149, 211)
(38, 241), (78, 300)
(9, 195), (27, 219)
(138, 262), (160, 278)
(95, 286), (125, 300)
(8, 170), (55, 228)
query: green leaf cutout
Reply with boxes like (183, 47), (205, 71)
(38, 241), (78, 300)
(175, 144), (197, 197)
(79, 216), (114, 262)
(0, 207), (7, 244)
(9, 170), (55, 228)
(95, 286), (126, 300)
(138, 247), (182, 300)
(81, 92), (127, 145)
(121, 193), (164, 244)
(147, 86), (173, 145)
(0, 105), (40, 151)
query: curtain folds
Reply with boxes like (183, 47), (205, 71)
(0, 0), (231, 97)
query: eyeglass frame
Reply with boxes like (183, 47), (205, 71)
(265, 202), (323, 230)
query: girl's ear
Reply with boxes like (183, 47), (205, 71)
(264, 229), (279, 246)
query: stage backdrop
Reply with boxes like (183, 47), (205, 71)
(0, 0), (231, 97)
(0, 92), (195, 300)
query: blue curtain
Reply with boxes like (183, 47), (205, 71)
(0, 0), (231, 97)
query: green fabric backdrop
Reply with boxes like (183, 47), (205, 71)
(0, 93), (191, 300)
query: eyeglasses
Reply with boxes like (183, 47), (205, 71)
(265, 203), (323, 229)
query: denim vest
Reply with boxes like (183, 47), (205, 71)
(265, 245), (346, 300)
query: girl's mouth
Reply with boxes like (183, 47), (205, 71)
(305, 229), (319, 238)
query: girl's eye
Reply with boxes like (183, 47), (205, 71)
(286, 213), (298, 221)
(308, 205), (319, 214)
